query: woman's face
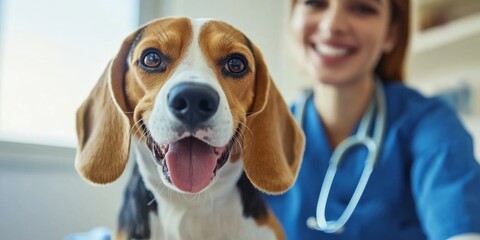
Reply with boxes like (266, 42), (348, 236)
(291, 0), (396, 86)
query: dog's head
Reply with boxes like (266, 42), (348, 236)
(75, 17), (304, 194)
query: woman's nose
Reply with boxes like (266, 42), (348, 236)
(319, 5), (348, 36)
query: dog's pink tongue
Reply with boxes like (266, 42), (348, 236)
(166, 137), (217, 193)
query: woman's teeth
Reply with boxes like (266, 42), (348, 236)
(316, 44), (349, 57)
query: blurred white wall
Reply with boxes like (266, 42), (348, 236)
(0, 141), (131, 240)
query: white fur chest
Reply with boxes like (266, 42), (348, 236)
(148, 190), (276, 240)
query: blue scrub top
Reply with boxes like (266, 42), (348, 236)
(265, 82), (480, 240)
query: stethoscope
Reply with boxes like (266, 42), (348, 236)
(295, 79), (387, 234)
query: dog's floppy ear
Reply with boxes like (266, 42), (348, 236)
(243, 43), (305, 194)
(75, 31), (138, 184)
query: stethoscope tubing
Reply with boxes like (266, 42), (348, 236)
(298, 79), (387, 233)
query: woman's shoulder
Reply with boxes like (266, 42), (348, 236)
(383, 82), (443, 112)
(384, 82), (457, 122)
(384, 82), (472, 152)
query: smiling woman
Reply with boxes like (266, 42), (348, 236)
(0, 0), (138, 146)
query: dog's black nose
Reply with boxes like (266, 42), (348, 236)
(167, 82), (220, 128)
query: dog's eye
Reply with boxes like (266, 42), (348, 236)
(139, 49), (170, 73)
(225, 56), (247, 74)
(142, 51), (162, 68)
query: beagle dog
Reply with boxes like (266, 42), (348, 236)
(75, 17), (304, 240)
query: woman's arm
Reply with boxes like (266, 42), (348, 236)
(409, 99), (480, 239)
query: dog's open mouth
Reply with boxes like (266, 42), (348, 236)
(146, 135), (231, 193)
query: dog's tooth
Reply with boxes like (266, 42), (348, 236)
(160, 144), (168, 154)
(213, 147), (221, 155)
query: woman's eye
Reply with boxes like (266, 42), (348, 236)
(351, 4), (377, 15)
(225, 57), (246, 74)
(142, 51), (162, 68)
(303, 0), (327, 9)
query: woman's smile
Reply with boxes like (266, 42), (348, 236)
(310, 41), (356, 66)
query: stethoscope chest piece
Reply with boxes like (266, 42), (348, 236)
(306, 216), (345, 233)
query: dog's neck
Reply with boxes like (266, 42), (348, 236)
(150, 182), (257, 240)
